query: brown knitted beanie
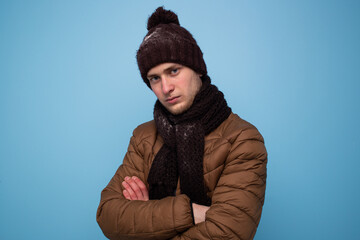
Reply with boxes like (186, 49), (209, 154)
(137, 7), (207, 88)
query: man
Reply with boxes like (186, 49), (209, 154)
(97, 7), (267, 240)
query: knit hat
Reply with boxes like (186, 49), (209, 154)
(136, 7), (207, 88)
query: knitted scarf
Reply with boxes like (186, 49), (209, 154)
(147, 76), (231, 206)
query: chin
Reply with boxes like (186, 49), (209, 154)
(168, 104), (191, 115)
(169, 109), (183, 115)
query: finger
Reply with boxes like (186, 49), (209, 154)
(122, 179), (132, 200)
(125, 177), (145, 200)
(132, 176), (149, 201)
(123, 189), (131, 200)
(122, 180), (137, 200)
(122, 179), (132, 192)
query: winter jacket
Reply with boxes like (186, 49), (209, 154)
(96, 113), (267, 240)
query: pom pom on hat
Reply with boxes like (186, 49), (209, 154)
(147, 6), (180, 30)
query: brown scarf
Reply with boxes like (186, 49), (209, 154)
(147, 76), (231, 205)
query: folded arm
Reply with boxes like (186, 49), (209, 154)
(171, 127), (268, 240)
(122, 176), (209, 225)
(96, 135), (194, 240)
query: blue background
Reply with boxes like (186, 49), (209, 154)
(1, 1), (359, 239)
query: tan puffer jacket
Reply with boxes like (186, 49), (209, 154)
(97, 113), (267, 240)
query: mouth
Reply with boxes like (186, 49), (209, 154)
(166, 96), (180, 104)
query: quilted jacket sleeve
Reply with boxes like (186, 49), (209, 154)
(96, 128), (194, 240)
(171, 126), (267, 240)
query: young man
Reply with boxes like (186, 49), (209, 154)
(97, 7), (267, 240)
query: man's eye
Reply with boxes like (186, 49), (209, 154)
(149, 76), (159, 82)
(171, 68), (178, 74)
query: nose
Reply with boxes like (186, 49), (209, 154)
(161, 76), (174, 95)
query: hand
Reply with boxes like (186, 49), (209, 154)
(122, 176), (149, 201)
(192, 203), (210, 224)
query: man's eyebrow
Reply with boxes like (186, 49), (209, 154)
(147, 64), (181, 78)
(164, 64), (180, 72)
(147, 73), (157, 78)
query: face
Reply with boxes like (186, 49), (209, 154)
(147, 63), (202, 115)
